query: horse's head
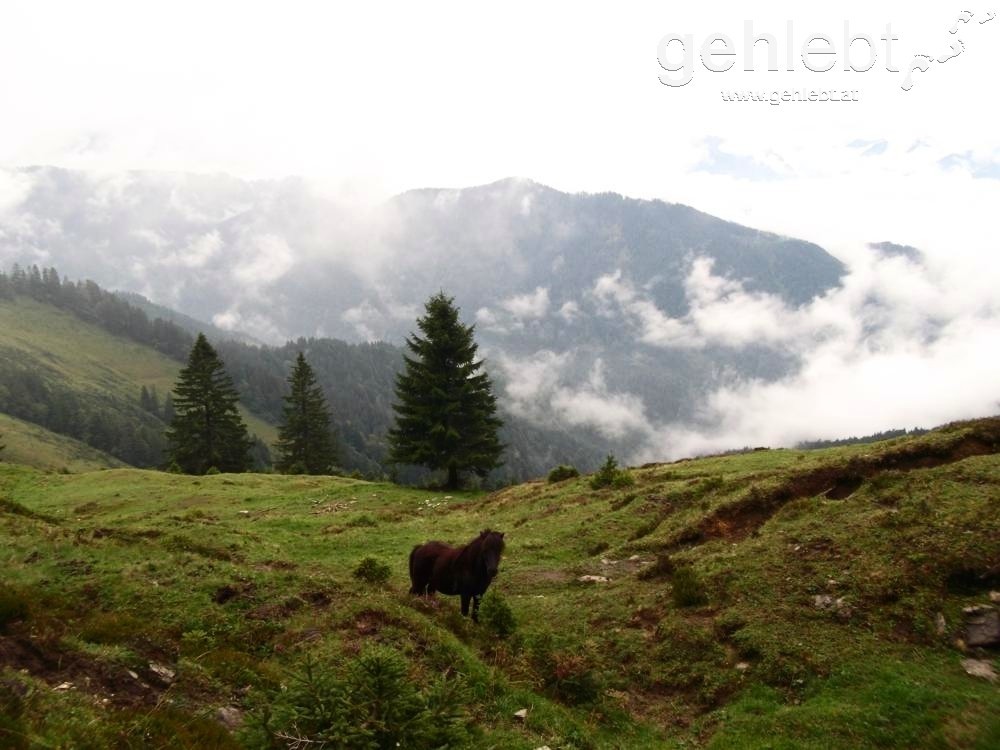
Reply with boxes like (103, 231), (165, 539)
(478, 529), (505, 580)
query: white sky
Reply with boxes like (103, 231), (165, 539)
(1, 2), (997, 236)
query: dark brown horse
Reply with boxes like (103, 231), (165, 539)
(409, 529), (505, 622)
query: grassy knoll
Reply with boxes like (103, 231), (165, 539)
(1, 418), (999, 748)
(0, 413), (123, 472)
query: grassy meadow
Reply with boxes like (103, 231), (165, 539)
(1, 418), (999, 748)
(0, 297), (278, 454)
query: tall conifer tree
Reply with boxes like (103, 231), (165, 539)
(166, 333), (252, 474)
(388, 292), (503, 489)
(275, 352), (338, 474)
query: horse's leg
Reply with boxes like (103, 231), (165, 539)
(460, 593), (471, 617)
(472, 595), (481, 623)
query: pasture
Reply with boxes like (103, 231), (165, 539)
(1, 417), (999, 748)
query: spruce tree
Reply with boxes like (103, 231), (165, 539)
(162, 392), (175, 424)
(275, 352), (338, 474)
(388, 292), (503, 489)
(166, 333), (252, 474)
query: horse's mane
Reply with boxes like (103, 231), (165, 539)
(457, 528), (504, 564)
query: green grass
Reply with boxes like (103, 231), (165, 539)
(0, 412), (124, 472)
(0, 297), (278, 463)
(0, 417), (998, 748)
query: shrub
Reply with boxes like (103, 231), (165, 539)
(205, 466), (221, 475)
(479, 591), (517, 637)
(589, 455), (635, 490)
(547, 464), (580, 483)
(672, 565), (708, 607)
(353, 557), (392, 584)
(243, 647), (469, 750)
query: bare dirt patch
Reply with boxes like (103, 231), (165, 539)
(0, 635), (162, 707)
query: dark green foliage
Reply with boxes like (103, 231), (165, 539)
(353, 556), (392, 584)
(0, 585), (29, 631)
(388, 293), (504, 490)
(245, 647), (470, 750)
(166, 334), (252, 474)
(672, 565), (708, 607)
(547, 464), (580, 483)
(139, 385), (161, 417)
(249, 436), (273, 472)
(275, 353), (338, 475)
(589, 455), (635, 490)
(0, 356), (167, 467)
(478, 590), (517, 637)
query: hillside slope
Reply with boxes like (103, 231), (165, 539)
(0, 296), (276, 469)
(1, 417), (998, 748)
(0, 270), (609, 479)
(0, 412), (124, 472)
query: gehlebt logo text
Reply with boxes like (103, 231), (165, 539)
(657, 11), (996, 100)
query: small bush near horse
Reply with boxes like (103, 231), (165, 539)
(479, 591), (517, 637)
(354, 557), (391, 584)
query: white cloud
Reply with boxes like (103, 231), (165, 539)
(342, 293), (421, 341)
(497, 351), (652, 441)
(500, 286), (550, 320)
(211, 307), (286, 342)
(593, 269), (693, 346)
(550, 360), (651, 440)
(557, 300), (580, 322)
(0, 170), (33, 215)
(164, 230), (222, 269)
(628, 247), (1000, 460)
(232, 234), (295, 288)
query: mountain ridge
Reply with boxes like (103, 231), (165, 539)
(0, 165), (851, 463)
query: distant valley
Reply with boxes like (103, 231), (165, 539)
(0, 167), (855, 467)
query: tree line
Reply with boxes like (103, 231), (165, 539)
(164, 294), (504, 489)
(0, 264), (591, 483)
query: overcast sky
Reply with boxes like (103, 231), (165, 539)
(0, 1), (997, 454)
(1, 0), (998, 254)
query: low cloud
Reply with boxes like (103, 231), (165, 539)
(232, 233), (295, 288)
(497, 350), (651, 441)
(509, 248), (1000, 462)
(611, 250), (999, 460)
(342, 289), (420, 340)
(163, 230), (223, 269)
(501, 286), (550, 320)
